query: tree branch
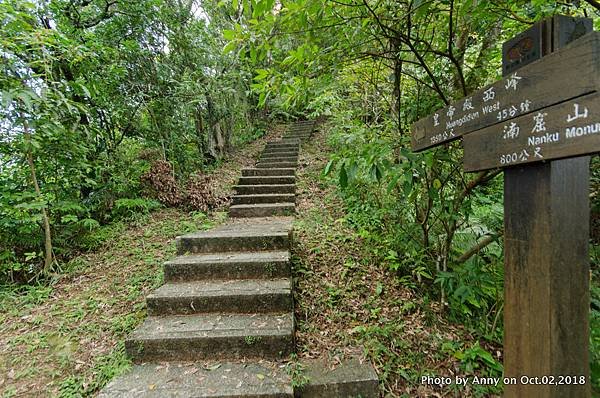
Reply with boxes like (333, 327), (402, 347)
(583, 0), (600, 11)
(457, 231), (503, 263)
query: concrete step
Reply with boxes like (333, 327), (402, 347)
(98, 361), (293, 397)
(258, 157), (298, 164)
(265, 144), (299, 149)
(262, 147), (298, 153)
(256, 162), (298, 169)
(260, 153), (298, 160)
(230, 203), (295, 218)
(238, 176), (296, 185)
(261, 148), (300, 156)
(164, 250), (291, 281)
(265, 143), (299, 149)
(242, 168), (296, 177)
(176, 220), (293, 255)
(234, 184), (295, 195)
(260, 150), (299, 158)
(261, 151), (299, 157)
(232, 193), (296, 205)
(125, 313), (295, 362)
(265, 141), (300, 146)
(147, 279), (292, 315)
(296, 359), (379, 398)
(272, 141), (300, 145)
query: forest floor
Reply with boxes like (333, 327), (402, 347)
(292, 123), (504, 397)
(0, 125), (287, 398)
(1, 121), (595, 398)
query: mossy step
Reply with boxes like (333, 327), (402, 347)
(230, 203), (295, 218)
(265, 143), (300, 149)
(287, 132), (312, 135)
(164, 250), (290, 281)
(261, 150), (299, 157)
(260, 149), (299, 157)
(234, 184), (295, 195)
(147, 278), (292, 315)
(258, 153), (298, 162)
(125, 313), (294, 362)
(238, 176), (296, 185)
(176, 219), (293, 255)
(258, 158), (298, 164)
(296, 359), (379, 398)
(269, 139), (300, 144)
(260, 154), (299, 160)
(98, 361), (293, 398)
(232, 193), (296, 205)
(256, 162), (298, 169)
(242, 168), (296, 177)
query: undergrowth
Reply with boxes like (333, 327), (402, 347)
(0, 209), (227, 397)
(291, 122), (600, 396)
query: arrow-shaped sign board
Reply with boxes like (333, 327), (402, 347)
(463, 92), (600, 171)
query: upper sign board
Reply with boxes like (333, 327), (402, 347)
(411, 31), (600, 152)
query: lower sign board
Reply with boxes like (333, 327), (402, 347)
(411, 31), (600, 152)
(463, 92), (600, 172)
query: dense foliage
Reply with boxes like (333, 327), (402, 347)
(2, 0), (599, 392)
(223, 0), (600, 387)
(0, 0), (263, 281)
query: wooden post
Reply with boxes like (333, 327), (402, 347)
(411, 15), (597, 396)
(503, 16), (591, 397)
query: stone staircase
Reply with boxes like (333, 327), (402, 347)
(99, 121), (378, 397)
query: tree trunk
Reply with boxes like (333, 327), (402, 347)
(22, 116), (54, 274)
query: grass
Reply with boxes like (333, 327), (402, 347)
(0, 123), (289, 397)
(292, 123), (503, 397)
(0, 209), (226, 397)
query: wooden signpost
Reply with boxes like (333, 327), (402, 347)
(411, 15), (597, 398)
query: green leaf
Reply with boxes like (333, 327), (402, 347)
(223, 41), (237, 54)
(386, 173), (401, 193)
(61, 214), (79, 223)
(258, 91), (267, 107)
(223, 29), (236, 40)
(339, 164), (348, 188)
(255, 69), (269, 81)
(323, 159), (334, 176)
(80, 218), (100, 231)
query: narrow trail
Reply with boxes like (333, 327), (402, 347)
(99, 121), (378, 397)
